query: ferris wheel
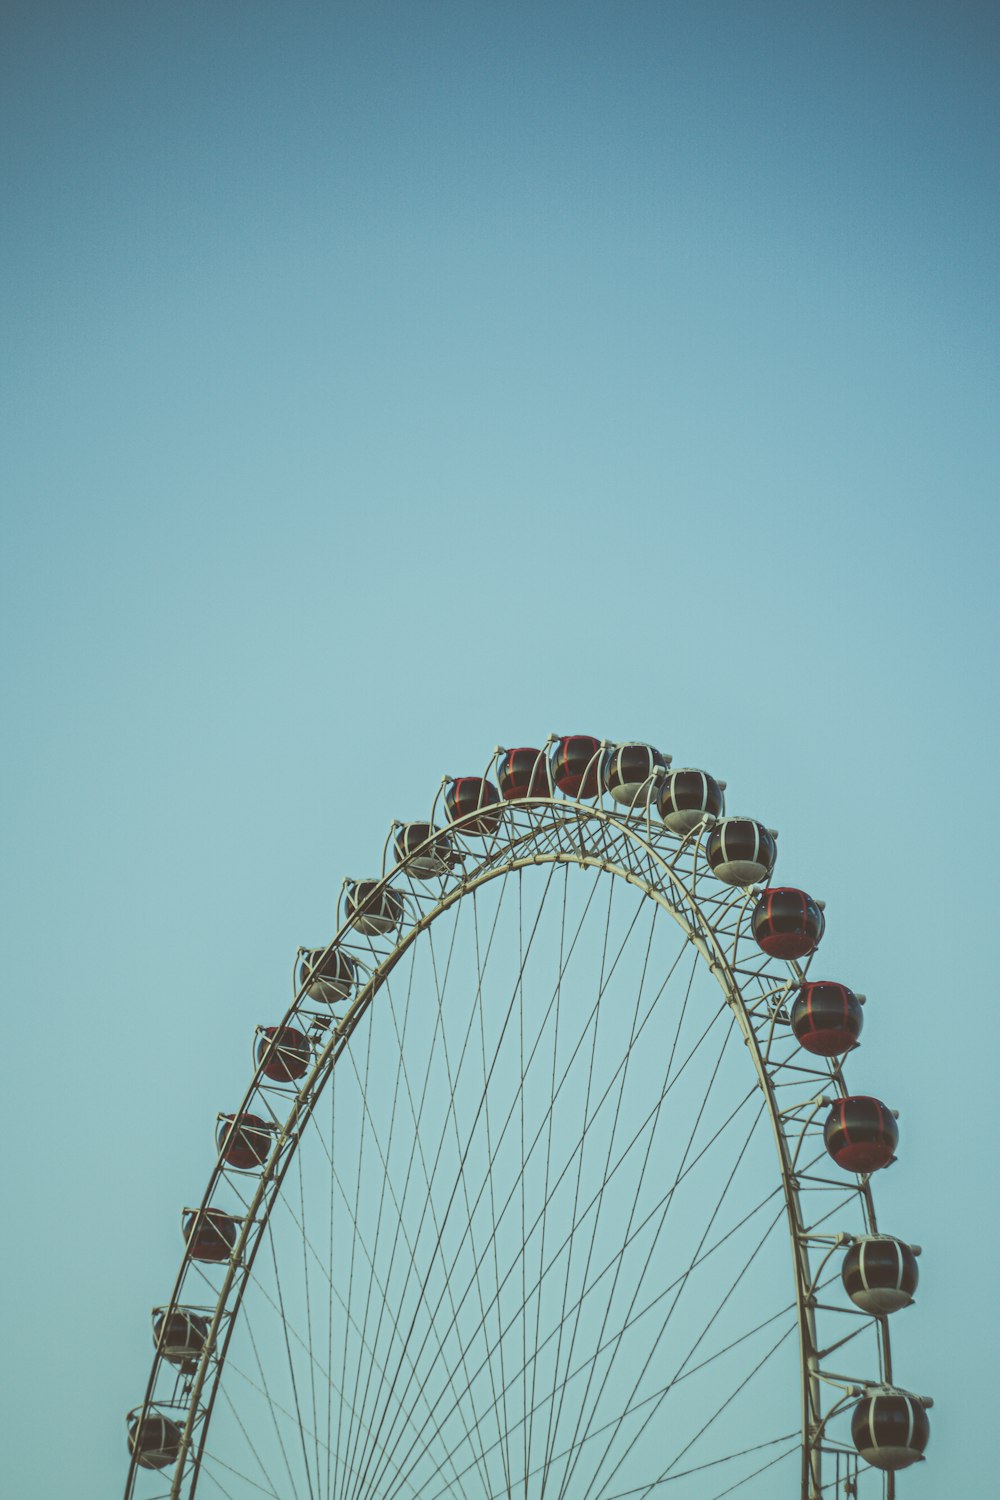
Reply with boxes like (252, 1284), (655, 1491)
(124, 734), (932, 1500)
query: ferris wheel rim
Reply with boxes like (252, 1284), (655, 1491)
(125, 789), (894, 1500)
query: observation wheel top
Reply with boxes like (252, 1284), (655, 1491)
(123, 733), (932, 1500)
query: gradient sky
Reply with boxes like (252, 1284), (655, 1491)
(2, 2), (997, 1494)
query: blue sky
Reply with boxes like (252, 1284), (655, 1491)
(2, 2), (997, 1494)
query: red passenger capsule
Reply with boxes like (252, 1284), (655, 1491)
(497, 747), (549, 801)
(182, 1207), (239, 1263)
(791, 982), (864, 1056)
(824, 1095), (898, 1173)
(216, 1113), (271, 1170)
(444, 777), (502, 835)
(255, 1025), (311, 1082)
(550, 735), (602, 798)
(752, 888), (825, 959)
(127, 1409), (183, 1470)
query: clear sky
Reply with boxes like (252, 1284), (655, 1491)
(2, 2), (997, 1494)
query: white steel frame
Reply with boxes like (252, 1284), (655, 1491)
(124, 741), (908, 1500)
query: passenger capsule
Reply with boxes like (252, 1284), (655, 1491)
(444, 777), (502, 836)
(497, 747), (549, 801)
(602, 744), (669, 807)
(752, 888), (825, 959)
(851, 1390), (930, 1470)
(790, 982), (864, 1056)
(842, 1236), (919, 1315)
(705, 818), (777, 885)
(182, 1207), (239, 1263)
(344, 879), (404, 935)
(298, 945), (356, 1004)
(549, 735), (602, 799)
(658, 768), (725, 835)
(824, 1096), (898, 1173)
(255, 1024), (311, 1082)
(216, 1113), (271, 1170)
(127, 1409), (183, 1470)
(152, 1308), (210, 1373)
(393, 822), (455, 877)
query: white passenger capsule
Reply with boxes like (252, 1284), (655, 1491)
(657, 768), (725, 835)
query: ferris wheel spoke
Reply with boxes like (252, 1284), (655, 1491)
(525, 861), (570, 1488)
(294, 1144), (325, 1497)
(556, 1191), (787, 1446)
(335, 943), (487, 1500)
(516, 869), (531, 1493)
(368, 874), (668, 1499)
(272, 1125), (427, 1376)
(238, 1209), (436, 1500)
(447, 882), (516, 1497)
(216, 1346), (422, 1500)
(254, 960), (755, 1500)
(575, 1198), (792, 1500)
(225, 1308), (421, 1500)
(404, 1168), (785, 1500)
(325, 1076), (336, 1500)
(667, 1286), (797, 1389)
(472, 894), (692, 1311)
(544, 1269), (796, 1500)
(547, 902), (679, 1497)
(355, 852), (632, 1494)
(381, 995), (746, 1500)
(198, 1426), (282, 1499)
(420, 1224), (797, 1500)
(340, 876), (539, 1500)
(396, 895), (512, 1497)
(362, 875), (533, 1500)
(265, 1210), (320, 1500)
(231, 1290), (307, 1500)
(701, 1443), (801, 1500)
(436, 873), (625, 1285)
(633, 1320), (798, 1498)
(598, 1432), (799, 1500)
(341, 869), (534, 1500)
(407, 1194), (773, 1500)
(539, 873), (634, 1488)
(337, 900), (486, 1500)
(525, 915), (692, 1482)
(569, 1014), (755, 1500)
(659, 1203), (790, 1386)
(559, 1125), (767, 1500)
(382, 994), (758, 1500)
(569, 1267), (797, 1478)
(575, 1020), (755, 1500)
(614, 1176), (783, 1341)
(260, 1170), (390, 1431)
(263, 1176), (422, 1499)
(330, 936), (380, 1500)
(351, 865), (590, 1500)
(195, 1453), (245, 1498)
(804, 1189), (873, 1237)
(213, 1366), (290, 1500)
(352, 904), (507, 1500)
(474, 876), (523, 1498)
